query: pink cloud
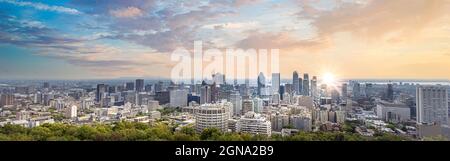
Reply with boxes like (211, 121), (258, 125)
(110, 7), (143, 18)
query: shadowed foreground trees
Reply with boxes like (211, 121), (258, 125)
(0, 121), (412, 141)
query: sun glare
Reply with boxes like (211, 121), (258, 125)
(322, 72), (336, 85)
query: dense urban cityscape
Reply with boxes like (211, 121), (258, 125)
(1, 72), (449, 141)
(1, 0), (450, 145)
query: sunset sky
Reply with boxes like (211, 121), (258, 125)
(1, 0), (450, 80)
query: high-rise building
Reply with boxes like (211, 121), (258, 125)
(386, 84), (394, 102)
(34, 92), (43, 104)
(303, 73), (310, 96)
(155, 91), (170, 105)
(200, 85), (211, 104)
(43, 82), (50, 89)
(210, 83), (219, 103)
(126, 82), (135, 91)
(253, 97), (264, 113)
(341, 83), (348, 101)
(352, 82), (361, 99)
(279, 85), (285, 100)
(298, 78), (303, 95)
(416, 85), (449, 125)
(135, 79), (144, 92)
(96, 84), (107, 102)
(257, 72), (266, 96)
(236, 112), (271, 136)
(194, 102), (232, 133)
(230, 93), (242, 116)
(242, 99), (254, 115)
(282, 92), (291, 104)
(0, 94), (14, 107)
(169, 89), (188, 108)
(272, 73), (280, 95)
(311, 76), (317, 99)
(292, 71), (299, 95)
(65, 105), (77, 118)
(272, 93), (280, 105)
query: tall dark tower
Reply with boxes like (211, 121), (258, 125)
(303, 73), (310, 96)
(387, 84), (394, 102)
(126, 82), (134, 91)
(299, 78), (303, 95)
(96, 84), (107, 102)
(43, 82), (50, 89)
(135, 79), (144, 92)
(353, 82), (361, 99)
(292, 71), (299, 95)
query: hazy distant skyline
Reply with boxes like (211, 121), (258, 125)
(1, 0), (450, 80)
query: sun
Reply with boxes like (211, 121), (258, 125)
(322, 72), (336, 85)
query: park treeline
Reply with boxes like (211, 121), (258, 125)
(0, 121), (411, 141)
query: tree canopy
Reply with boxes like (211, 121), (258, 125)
(0, 122), (413, 141)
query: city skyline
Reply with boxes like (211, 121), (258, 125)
(1, 0), (450, 80)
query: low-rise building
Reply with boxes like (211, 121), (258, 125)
(236, 112), (271, 136)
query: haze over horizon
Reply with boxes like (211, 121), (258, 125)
(1, 0), (450, 80)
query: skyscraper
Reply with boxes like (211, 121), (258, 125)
(272, 73), (280, 95)
(210, 83), (219, 103)
(135, 79), (144, 92)
(257, 72), (266, 96)
(96, 84), (107, 102)
(230, 92), (242, 116)
(292, 71), (299, 95)
(303, 73), (310, 96)
(298, 78), (303, 95)
(0, 94), (14, 107)
(353, 82), (361, 99)
(200, 85), (211, 104)
(386, 84), (394, 102)
(341, 83), (348, 100)
(416, 85), (449, 125)
(126, 82), (135, 91)
(311, 76), (317, 99)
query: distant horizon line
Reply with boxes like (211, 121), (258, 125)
(0, 77), (449, 82)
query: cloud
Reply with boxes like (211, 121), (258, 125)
(202, 21), (259, 30)
(236, 30), (326, 50)
(303, 0), (450, 40)
(233, 0), (263, 7)
(110, 7), (143, 18)
(0, 0), (81, 15)
(0, 13), (169, 77)
(70, 0), (156, 15)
